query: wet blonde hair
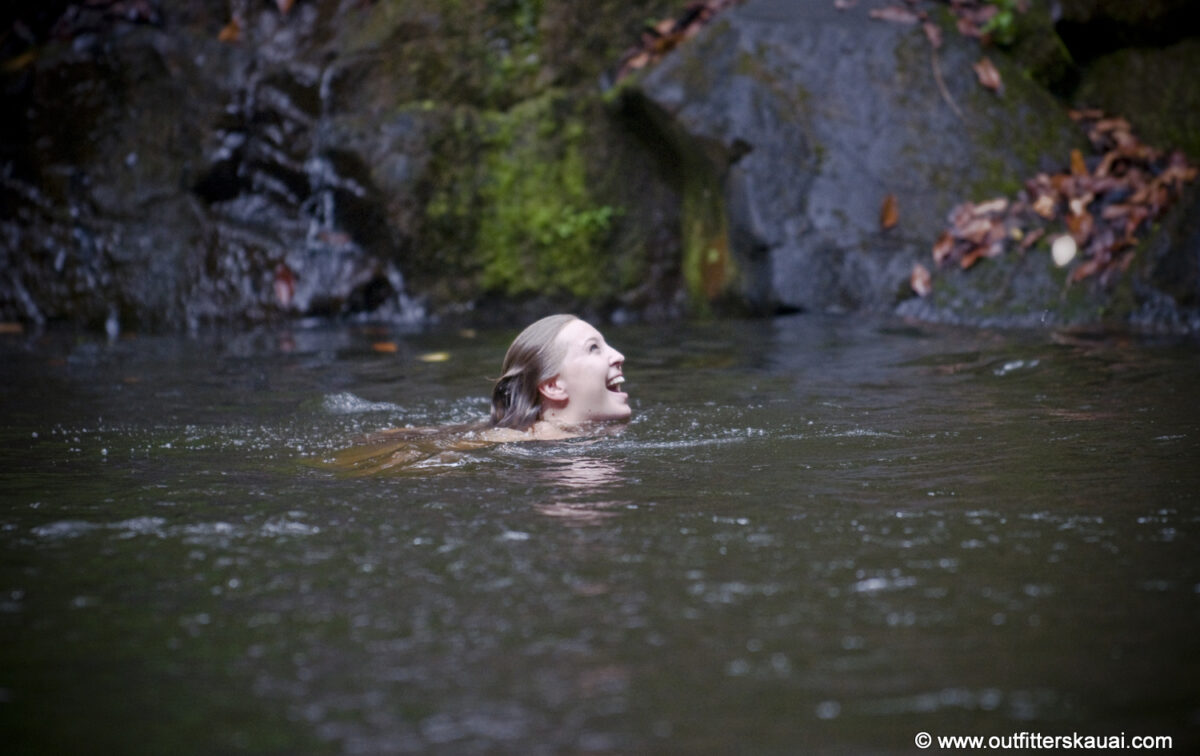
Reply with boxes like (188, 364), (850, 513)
(491, 314), (578, 430)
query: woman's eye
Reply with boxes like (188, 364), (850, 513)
(589, 343), (601, 353)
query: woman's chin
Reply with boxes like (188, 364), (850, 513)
(609, 398), (632, 420)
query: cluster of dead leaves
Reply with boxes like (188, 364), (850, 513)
(911, 111), (1198, 297)
(615, 0), (743, 81)
(219, 0), (296, 43)
(861, 0), (1025, 98)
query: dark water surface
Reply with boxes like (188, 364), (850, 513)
(2, 316), (1198, 754)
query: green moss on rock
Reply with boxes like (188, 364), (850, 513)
(477, 94), (619, 299)
(1074, 39), (1200, 161)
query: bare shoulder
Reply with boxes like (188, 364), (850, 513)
(472, 426), (535, 443)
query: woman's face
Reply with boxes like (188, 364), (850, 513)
(543, 319), (630, 425)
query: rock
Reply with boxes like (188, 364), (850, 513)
(1055, 0), (1200, 61)
(1129, 185), (1200, 333)
(630, 0), (1083, 318)
(1073, 38), (1200, 161)
(1, 0), (681, 330)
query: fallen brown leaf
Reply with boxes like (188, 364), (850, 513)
(1019, 227), (1046, 251)
(1066, 210), (1094, 246)
(218, 17), (241, 43)
(960, 245), (987, 269)
(973, 57), (1002, 93)
(932, 231), (955, 266)
(1029, 194), (1054, 219)
(880, 193), (900, 230)
(974, 198), (1009, 215)
(1070, 149), (1088, 177)
(870, 6), (921, 24)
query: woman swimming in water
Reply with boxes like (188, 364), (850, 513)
(327, 314), (630, 473)
(489, 314), (630, 440)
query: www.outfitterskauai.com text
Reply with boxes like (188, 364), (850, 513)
(914, 731), (1172, 750)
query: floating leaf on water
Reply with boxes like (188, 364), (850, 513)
(372, 342), (398, 354)
(0, 322), (24, 335)
(276, 0), (296, 14)
(880, 193), (899, 230)
(419, 351), (451, 363)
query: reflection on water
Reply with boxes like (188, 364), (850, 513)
(533, 454), (629, 525)
(1, 316), (1199, 754)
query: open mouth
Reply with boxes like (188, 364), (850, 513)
(606, 375), (625, 393)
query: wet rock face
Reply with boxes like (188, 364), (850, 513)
(1, 0), (681, 331)
(1, 2), (418, 332)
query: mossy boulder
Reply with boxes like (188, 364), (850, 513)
(1073, 39), (1200, 161)
(628, 0), (1084, 320)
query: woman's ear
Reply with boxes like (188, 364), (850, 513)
(538, 376), (568, 402)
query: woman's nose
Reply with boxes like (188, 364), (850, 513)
(610, 347), (624, 365)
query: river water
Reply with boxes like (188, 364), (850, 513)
(2, 315), (1198, 754)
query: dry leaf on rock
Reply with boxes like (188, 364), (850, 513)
(973, 57), (1002, 93)
(218, 17), (241, 43)
(869, 6), (921, 24)
(932, 231), (955, 266)
(880, 193), (900, 230)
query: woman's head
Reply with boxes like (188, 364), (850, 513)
(491, 314), (630, 430)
